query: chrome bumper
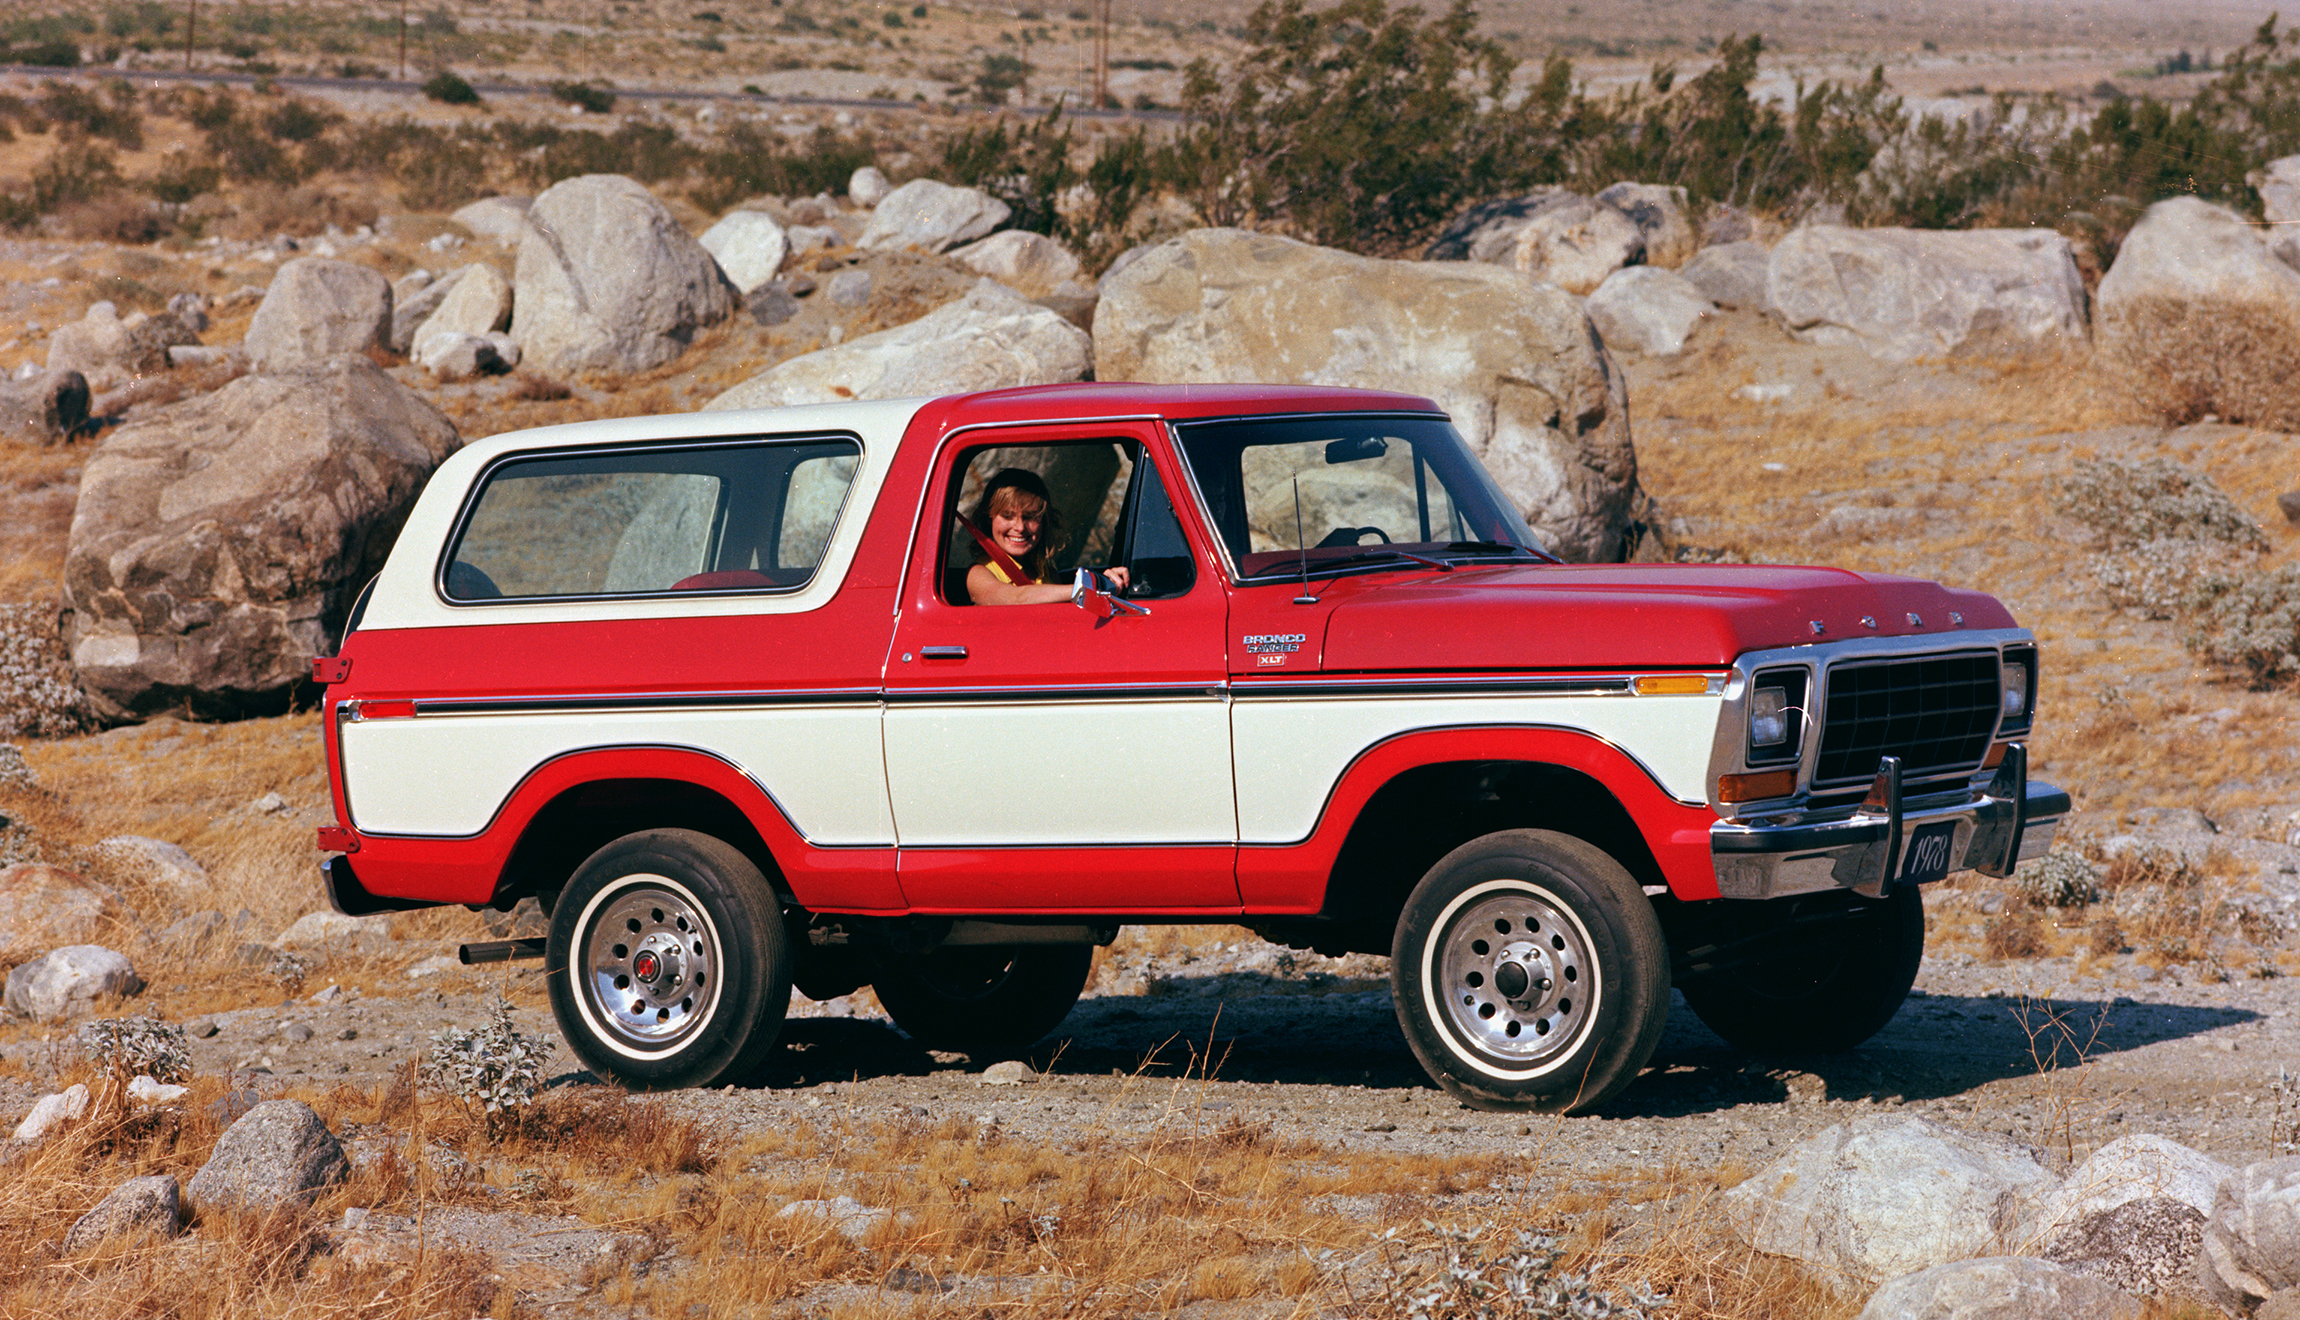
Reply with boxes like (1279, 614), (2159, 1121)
(1709, 747), (2069, 901)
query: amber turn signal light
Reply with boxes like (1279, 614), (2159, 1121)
(1634, 674), (1714, 696)
(1982, 741), (2010, 769)
(1718, 769), (1798, 803)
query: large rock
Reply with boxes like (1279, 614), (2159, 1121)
(2249, 155), (2300, 271)
(388, 267), (458, 355)
(855, 179), (1011, 254)
(449, 194), (532, 243)
(1586, 266), (1714, 356)
(273, 909), (395, 956)
(2097, 196), (2300, 429)
(1, 368), (91, 443)
(186, 1100), (350, 1212)
(64, 356), (461, 718)
(1768, 225), (2089, 362)
(410, 262), (512, 344)
(2021, 1134), (2233, 1246)
(948, 229), (1087, 299)
(1093, 228), (1639, 561)
(2197, 1156), (2300, 1314)
(47, 302), (197, 384)
(63, 1174), (185, 1252)
(1511, 196), (1647, 295)
(707, 279), (1089, 411)
(3, 944), (143, 1022)
(414, 330), (506, 382)
(1422, 190), (1579, 264)
(1595, 182), (1696, 269)
(93, 836), (210, 903)
(511, 173), (736, 377)
(243, 259), (392, 373)
(699, 210), (791, 295)
(1855, 1257), (2145, 1320)
(1722, 1114), (2054, 1291)
(1679, 240), (1772, 311)
(0, 863), (131, 951)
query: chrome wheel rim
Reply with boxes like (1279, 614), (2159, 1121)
(1433, 884), (1595, 1069)
(579, 878), (722, 1052)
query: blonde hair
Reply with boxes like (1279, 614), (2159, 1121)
(969, 467), (1066, 582)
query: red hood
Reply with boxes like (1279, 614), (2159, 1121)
(1316, 563), (2019, 672)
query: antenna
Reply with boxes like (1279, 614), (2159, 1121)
(1292, 477), (1317, 605)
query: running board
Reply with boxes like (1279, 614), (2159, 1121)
(458, 938), (547, 965)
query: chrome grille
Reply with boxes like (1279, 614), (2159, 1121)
(1815, 652), (1999, 787)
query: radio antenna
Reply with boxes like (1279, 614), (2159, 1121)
(1293, 477), (1317, 605)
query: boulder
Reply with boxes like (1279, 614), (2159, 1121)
(1855, 1257), (2145, 1320)
(413, 330), (503, 382)
(63, 1174), (185, 1252)
(855, 179), (1011, 254)
(849, 165), (893, 207)
(46, 302), (197, 384)
(243, 259), (393, 373)
(93, 836), (210, 902)
(1093, 228), (1639, 561)
(2020, 1134), (2233, 1245)
(388, 267), (454, 354)
(186, 1100), (350, 1212)
(0, 863), (131, 951)
(707, 278), (1090, 411)
(63, 356), (461, 718)
(1702, 203), (1756, 246)
(1586, 266), (1714, 356)
(948, 229), (1088, 299)
(3, 945), (143, 1022)
(1767, 225), (2089, 362)
(2197, 1156), (2300, 1314)
(11, 1083), (90, 1142)
(512, 173), (736, 377)
(2096, 196), (2300, 429)
(0, 368), (90, 443)
(273, 909), (395, 956)
(1722, 1113), (2054, 1291)
(698, 210), (791, 295)
(449, 194), (532, 243)
(1596, 182), (1696, 268)
(1679, 240), (1772, 311)
(1422, 190), (1580, 264)
(1511, 196), (1647, 296)
(410, 262), (512, 344)
(2249, 155), (2300, 271)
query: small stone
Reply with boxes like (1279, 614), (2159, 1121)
(62, 1174), (184, 1253)
(127, 1075), (189, 1105)
(337, 1027), (359, 1041)
(2280, 491), (2300, 527)
(285, 1023), (315, 1043)
(979, 1059), (1034, 1086)
(307, 984), (341, 1005)
(13, 1083), (91, 1142)
(825, 269), (873, 306)
(251, 792), (287, 814)
(776, 1195), (889, 1241)
(190, 1016), (219, 1038)
(406, 954), (459, 978)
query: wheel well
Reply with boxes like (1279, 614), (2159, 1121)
(1260, 760), (1666, 957)
(492, 779), (783, 909)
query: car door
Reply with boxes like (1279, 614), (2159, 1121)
(881, 423), (1240, 911)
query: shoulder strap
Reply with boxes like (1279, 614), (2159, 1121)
(954, 513), (1033, 585)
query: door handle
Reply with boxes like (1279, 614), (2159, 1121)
(920, 645), (968, 660)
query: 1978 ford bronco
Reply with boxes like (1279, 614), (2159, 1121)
(314, 382), (2066, 1113)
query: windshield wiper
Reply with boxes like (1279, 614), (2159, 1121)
(1320, 549), (1453, 573)
(1444, 541), (1558, 563)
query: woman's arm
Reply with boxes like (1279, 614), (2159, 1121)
(967, 563), (1074, 605)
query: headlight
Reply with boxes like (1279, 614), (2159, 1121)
(2001, 658), (2030, 720)
(1750, 685), (1791, 747)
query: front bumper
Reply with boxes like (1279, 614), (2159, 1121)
(1709, 747), (2069, 901)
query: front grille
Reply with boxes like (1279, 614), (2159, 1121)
(1815, 652), (1999, 787)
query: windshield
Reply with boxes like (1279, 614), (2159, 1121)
(1171, 415), (1548, 581)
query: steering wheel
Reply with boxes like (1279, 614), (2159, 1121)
(1313, 525), (1392, 549)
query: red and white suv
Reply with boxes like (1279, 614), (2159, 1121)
(314, 383), (2064, 1112)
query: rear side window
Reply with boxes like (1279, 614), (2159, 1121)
(442, 438), (861, 602)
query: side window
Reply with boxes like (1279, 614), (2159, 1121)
(940, 440), (1136, 605)
(444, 438), (861, 602)
(1112, 456), (1197, 599)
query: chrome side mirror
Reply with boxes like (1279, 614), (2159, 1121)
(1072, 567), (1150, 618)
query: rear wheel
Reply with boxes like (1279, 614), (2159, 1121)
(872, 945), (1092, 1059)
(1677, 885), (1924, 1054)
(1392, 830), (1670, 1114)
(547, 829), (790, 1090)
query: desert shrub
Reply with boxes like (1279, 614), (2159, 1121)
(686, 119), (873, 213)
(2183, 563), (2300, 684)
(549, 80), (616, 114)
(38, 79), (144, 149)
(2101, 842), (2203, 891)
(2056, 457), (2266, 552)
(1983, 908), (2047, 960)
(2013, 850), (2101, 909)
(424, 993), (554, 1134)
(57, 192), (173, 242)
(28, 140), (123, 214)
(1344, 1222), (1669, 1318)
(75, 1016), (191, 1085)
(942, 107), (1073, 238)
(2101, 296), (2300, 430)
(144, 152), (223, 204)
(0, 605), (96, 738)
(423, 69), (480, 105)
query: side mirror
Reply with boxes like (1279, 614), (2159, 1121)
(1072, 567), (1150, 618)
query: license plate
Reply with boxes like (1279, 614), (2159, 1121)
(1899, 821), (1958, 885)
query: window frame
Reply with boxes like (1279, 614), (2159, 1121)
(434, 432), (865, 607)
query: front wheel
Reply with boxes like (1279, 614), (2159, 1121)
(1676, 885), (1923, 1054)
(871, 945), (1093, 1059)
(1392, 830), (1670, 1114)
(547, 829), (791, 1090)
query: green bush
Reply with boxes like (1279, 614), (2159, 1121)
(422, 69), (481, 105)
(39, 79), (144, 149)
(686, 119), (873, 213)
(942, 108), (1072, 237)
(549, 80), (616, 114)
